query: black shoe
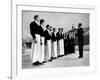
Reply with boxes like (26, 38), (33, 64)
(51, 57), (56, 59)
(58, 55), (62, 57)
(32, 61), (39, 65)
(78, 56), (83, 58)
(60, 55), (63, 57)
(43, 61), (47, 63)
(48, 59), (52, 61)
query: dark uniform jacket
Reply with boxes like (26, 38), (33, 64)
(61, 32), (64, 39)
(56, 32), (61, 41)
(44, 30), (51, 44)
(38, 25), (45, 37)
(30, 21), (39, 39)
(77, 28), (84, 46)
(51, 32), (57, 42)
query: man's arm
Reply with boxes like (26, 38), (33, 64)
(30, 22), (36, 39)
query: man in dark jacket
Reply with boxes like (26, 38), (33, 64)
(51, 28), (57, 59)
(44, 25), (52, 61)
(38, 19), (45, 64)
(30, 15), (41, 65)
(60, 28), (64, 56)
(56, 28), (62, 57)
(77, 23), (84, 58)
(71, 26), (76, 53)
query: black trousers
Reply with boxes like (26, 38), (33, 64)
(78, 45), (83, 57)
(72, 44), (75, 53)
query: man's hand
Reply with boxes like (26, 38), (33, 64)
(40, 42), (43, 45)
(34, 39), (37, 43)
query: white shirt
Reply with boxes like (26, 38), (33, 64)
(41, 25), (45, 31)
(54, 32), (56, 37)
(35, 20), (39, 26)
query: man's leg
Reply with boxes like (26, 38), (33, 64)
(62, 39), (64, 55)
(44, 43), (48, 61)
(36, 35), (41, 63)
(51, 41), (54, 58)
(31, 41), (34, 59)
(52, 41), (57, 58)
(59, 40), (62, 56)
(80, 46), (83, 57)
(78, 45), (83, 58)
(54, 41), (57, 58)
(57, 41), (60, 57)
(32, 35), (38, 64)
(40, 37), (45, 63)
(48, 40), (52, 61)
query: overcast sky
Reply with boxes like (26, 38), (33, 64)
(22, 11), (89, 39)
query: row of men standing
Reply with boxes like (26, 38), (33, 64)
(30, 15), (84, 65)
(30, 15), (65, 65)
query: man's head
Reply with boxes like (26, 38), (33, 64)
(72, 25), (74, 30)
(78, 23), (82, 29)
(53, 28), (56, 32)
(58, 28), (60, 32)
(49, 26), (53, 31)
(34, 15), (40, 22)
(61, 28), (63, 32)
(46, 24), (49, 29)
(40, 19), (45, 26)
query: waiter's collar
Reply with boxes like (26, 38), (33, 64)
(41, 25), (45, 30)
(47, 29), (49, 32)
(35, 20), (39, 25)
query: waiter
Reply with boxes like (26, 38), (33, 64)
(64, 33), (68, 55)
(30, 15), (41, 65)
(61, 28), (64, 56)
(38, 19), (45, 64)
(71, 26), (76, 53)
(44, 25), (52, 61)
(49, 26), (53, 60)
(56, 28), (62, 57)
(68, 32), (72, 54)
(51, 28), (57, 59)
(77, 23), (84, 58)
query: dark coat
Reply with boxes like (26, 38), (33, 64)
(38, 25), (45, 37)
(44, 30), (51, 43)
(61, 32), (64, 39)
(77, 28), (84, 46)
(30, 21), (39, 39)
(56, 32), (61, 41)
(51, 32), (57, 42)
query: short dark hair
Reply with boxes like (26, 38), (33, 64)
(53, 28), (55, 30)
(72, 26), (74, 28)
(46, 24), (49, 29)
(78, 23), (82, 27)
(34, 15), (39, 20)
(40, 19), (44, 24)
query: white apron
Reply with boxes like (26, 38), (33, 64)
(40, 37), (45, 63)
(57, 40), (62, 56)
(52, 41), (57, 58)
(45, 40), (51, 60)
(32, 34), (41, 63)
(61, 39), (64, 55)
(59, 39), (62, 55)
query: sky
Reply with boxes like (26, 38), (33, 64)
(22, 11), (89, 39)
